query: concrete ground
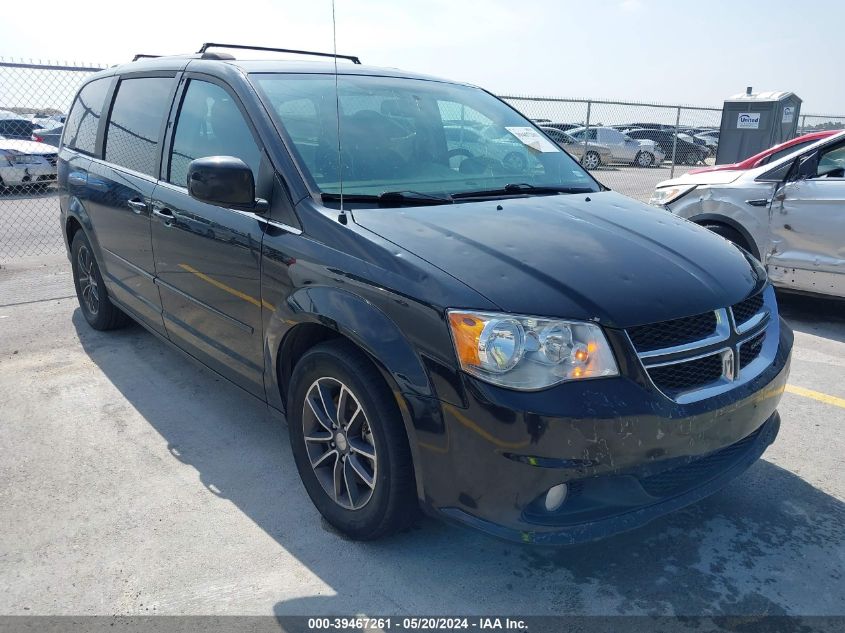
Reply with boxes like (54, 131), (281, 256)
(0, 255), (843, 616)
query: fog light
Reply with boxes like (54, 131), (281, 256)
(544, 483), (568, 512)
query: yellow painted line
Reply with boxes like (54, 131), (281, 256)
(177, 263), (274, 311)
(785, 384), (845, 409)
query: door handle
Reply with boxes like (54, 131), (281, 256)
(152, 206), (174, 225)
(127, 198), (147, 214)
(746, 199), (770, 207)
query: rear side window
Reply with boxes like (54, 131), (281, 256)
(63, 78), (110, 154)
(104, 77), (174, 177)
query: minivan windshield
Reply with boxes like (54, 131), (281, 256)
(252, 74), (599, 203)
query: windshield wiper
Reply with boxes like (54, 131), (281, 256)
(451, 183), (596, 199)
(320, 191), (453, 206)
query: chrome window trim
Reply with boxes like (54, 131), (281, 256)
(153, 180), (304, 235)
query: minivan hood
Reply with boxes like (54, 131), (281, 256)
(353, 191), (761, 328)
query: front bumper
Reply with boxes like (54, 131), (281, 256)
(0, 163), (56, 186)
(416, 318), (792, 545)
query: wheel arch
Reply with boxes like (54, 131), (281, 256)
(688, 213), (762, 260)
(267, 286), (436, 501)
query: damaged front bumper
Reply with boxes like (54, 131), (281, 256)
(417, 318), (792, 545)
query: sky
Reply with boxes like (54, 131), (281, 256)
(2, 0), (844, 115)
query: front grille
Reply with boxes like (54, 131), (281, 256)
(639, 425), (761, 497)
(44, 154), (58, 166)
(740, 331), (765, 369)
(648, 353), (723, 395)
(732, 292), (764, 326)
(628, 311), (717, 353)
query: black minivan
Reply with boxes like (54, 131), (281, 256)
(58, 44), (792, 544)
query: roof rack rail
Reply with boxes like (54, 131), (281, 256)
(132, 54), (162, 61)
(197, 42), (361, 65)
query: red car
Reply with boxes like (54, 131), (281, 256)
(689, 130), (838, 174)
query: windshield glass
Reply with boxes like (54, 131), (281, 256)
(251, 73), (599, 201)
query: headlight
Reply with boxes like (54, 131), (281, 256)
(648, 184), (696, 207)
(447, 311), (619, 390)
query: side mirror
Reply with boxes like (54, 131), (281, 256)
(795, 151), (819, 180)
(187, 156), (265, 211)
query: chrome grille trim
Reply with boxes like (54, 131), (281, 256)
(627, 286), (778, 404)
(636, 308), (731, 360)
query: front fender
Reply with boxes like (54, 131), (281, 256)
(264, 285), (441, 502)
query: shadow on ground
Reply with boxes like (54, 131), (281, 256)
(73, 303), (845, 617)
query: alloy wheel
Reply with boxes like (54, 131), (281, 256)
(302, 377), (378, 510)
(76, 245), (100, 316)
(582, 151), (600, 170)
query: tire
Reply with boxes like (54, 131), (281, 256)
(70, 230), (130, 330)
(700, 223), (751, 252)
(581, 151), (601, 170)
(288, 340), (417, 540)
(684, 152), (698, 166)
(636, 151), (654, 168)
(502, 151), (528, 173)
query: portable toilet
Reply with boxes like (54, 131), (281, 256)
(715, 88), (802, 164)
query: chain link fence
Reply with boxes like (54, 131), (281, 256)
(0, 59), (105, 260)
(1, 57), (843, 262)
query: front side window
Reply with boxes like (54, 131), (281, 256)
(252, 74), (598, 201)
(168, 80), (262, 187)
(104, 77), (174, 177)
(63, 78), (110, 154)
(815, 142), (845, 177)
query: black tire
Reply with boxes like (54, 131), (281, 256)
(288, 339), (417, 540)
(70, 230), (130, 330)
(580, 150), (601, 170)
(502, 151), (528, 172)
(635, 151), (654, 168)
(700, 223), (750, 252)
(684, 152), (698, 166)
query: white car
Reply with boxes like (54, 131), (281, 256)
(650, 130), (845, 298)
(0, 138), (58, 190)
(568, 126), (665, 167)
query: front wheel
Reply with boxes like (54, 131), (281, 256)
(288, 340), (417, 540)
(636, 151), (655, 168)
(581, 151), (601, 170)
(71, 231), (129, 330)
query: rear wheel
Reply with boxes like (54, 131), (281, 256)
(684, 152), (698, 166)
(288, 340), (417, 540)
(581, 151), (601, 170)
(71, 231), (129, 330)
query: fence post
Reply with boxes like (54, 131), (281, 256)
(669, 106), (681, 179)
(583, 100), (591, 159)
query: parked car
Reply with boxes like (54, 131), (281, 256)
(0, 137), (58, 190)
(535, 121), (580, 132)
(539, 126), (612, 169)
(651, 130), (845, 298)
(568, 126), (666, 166)
(695, 132), (719, 155)
(32, 113), (65, 129)
(625, 128), (708, 165)
(60, 44), (791, 545)
(688, 130), (838, 175)
(443, 125), (536, 173)
(0, 118), (38, 141)
(32, 124), (64, 147)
